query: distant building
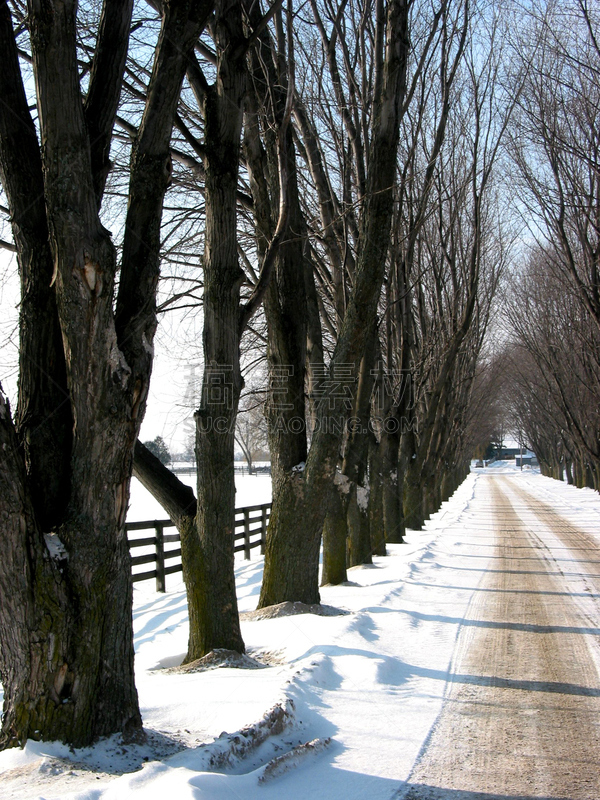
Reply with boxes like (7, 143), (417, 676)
(516, 451), (538, 467)
(493, 439), (523, 459)
(498, 446), (521, 459)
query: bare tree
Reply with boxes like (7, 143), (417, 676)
(0, 0), (212, 747)
(510, 0), (600, 326)
(505, 249), (600, 487)
(400, 8), (513, 528)
(236, 393), (269, 471)
(259, 0), (412, 606)
(132, 0), (296, 660)
(504, 1), (600, 487)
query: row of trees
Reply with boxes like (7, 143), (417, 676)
(0, 0), (570, 750)
(134, 0), (511, 657)
(499, 0), (600, 488)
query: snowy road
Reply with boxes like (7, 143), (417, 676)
(402, 474), (600, 799)
(2, 466), (600, 800)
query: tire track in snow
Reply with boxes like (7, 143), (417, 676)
(398, 474), (600, 799)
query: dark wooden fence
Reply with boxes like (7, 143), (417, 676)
(172, 464), (271, 476)
(126, 503), (271, 592)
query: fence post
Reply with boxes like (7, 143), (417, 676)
(244, 508), (251, 560)
(260, 505), (268, 554)
(155, 522), (166, 592)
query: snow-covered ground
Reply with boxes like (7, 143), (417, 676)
(2, 462), (600, 799)
(127, 472), (273, 522)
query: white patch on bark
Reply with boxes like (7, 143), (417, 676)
(131, 380), (147, 420)
(334, 471), (351, 494)
(49, 255), (59, 287)
(108, 331), (132, 389)
(356, 485), (369, 512)
(115, 481), (128, 527)
(83, 257), (99, 293)
(53, 664), (68, 699)
(0, 384), (11, 419)
(390, 470), (397, 484)
(47, 633), (55, 671)
(258, 737), (332, 784)
(44, 532), (68, 561)
(142, 333), (154, 357)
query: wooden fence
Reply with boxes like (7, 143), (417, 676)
(126, 503), (271, 592)
(172, 464), (271, 476)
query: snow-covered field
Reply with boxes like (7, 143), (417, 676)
(2, 462), (600, 799)
(127, 472), (273, 522)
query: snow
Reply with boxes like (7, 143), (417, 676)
(127, 472), (272, 522)
(2, 463), (600, 799)
(333, 471), (351, 494)
(43, 533), (68, 562)
(356, 485), (369, 511)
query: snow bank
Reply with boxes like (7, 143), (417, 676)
(2, 464), (598, 800)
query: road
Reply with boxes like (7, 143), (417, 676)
(400, 473), (600, 800)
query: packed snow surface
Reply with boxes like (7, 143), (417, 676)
(2, 462), (600, 799)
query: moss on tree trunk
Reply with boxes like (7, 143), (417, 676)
(322, 488), (349, 585)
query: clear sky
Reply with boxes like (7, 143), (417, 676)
(0, 248), (195, 455)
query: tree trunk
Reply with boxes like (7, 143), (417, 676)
(381, 426), (404, 542)
(0, 390), (141, 748)
(423, 475), (441, 519)
(0, 0), (73, 533)
(565, 458), (573, 484)
(322, 488), (349, 585)
(132, 441), (208, 663)
(440, 469), (453, 504)
(346, 485), (372, 567)
(404, 462), (425, 530)
(242, 9), (322, 606)
(259, 0), (410, 607)
(342, 326), (378, 569)
(0, 0), (209, 747)
(260, 473), (328, 604)
(369, 436), (386, 557)
(193, 0), (247, 656)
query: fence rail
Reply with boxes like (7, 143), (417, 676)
(126, 503), (271, 592)
(171, 464), (271, 476)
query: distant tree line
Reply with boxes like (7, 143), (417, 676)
(498, 1), (600, 489)
(144, 436), (171, 465)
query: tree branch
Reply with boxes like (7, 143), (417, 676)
(84, 0), (134, 206)
(133, 440), (197, 527)
(116, 0), (215, 375)
(238, 0), (295, 335)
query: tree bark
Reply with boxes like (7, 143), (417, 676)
(346, 484), (372, 567)
(381, 425), (404, 541)
(0, 0), (72, 534)
(132, 442), (209, 663)
(322, 487), (349, 585)
(368, 434), (386, 557)
(343, 328), (378, 569)
(193, 0), (247, 657)
(243, 4), (317, 604)
(0, 0), (210, 748)
(259, 0), (410, 607)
